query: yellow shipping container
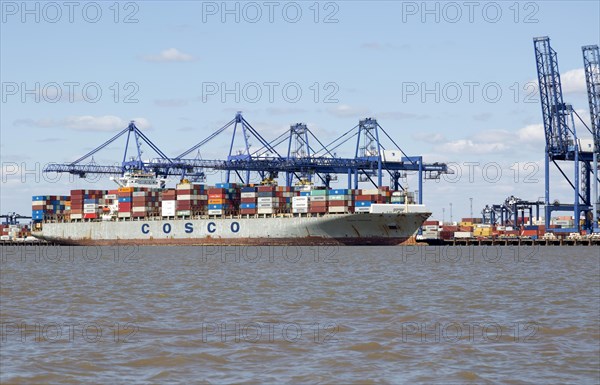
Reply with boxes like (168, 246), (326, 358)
(474, 228), (492, 237)
(208, 198), (225, 204)
(118, 187), (134, 192)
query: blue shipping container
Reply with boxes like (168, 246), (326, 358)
(355, 201), (372, 207)
(330, 189), (349, 195)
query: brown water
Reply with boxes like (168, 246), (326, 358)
(1, 246), (599, 384)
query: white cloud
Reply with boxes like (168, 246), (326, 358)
(517, 124), (545, 144)
(529, 68), (587, 95)
(142, 48), (196, 62)
(327, 104), (370, 118)
(436, 139), (510, 154)
(561, 68), (586, 94)
(13, 115), (151, 132)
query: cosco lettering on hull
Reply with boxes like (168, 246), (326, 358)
(141, 222), (240, 235)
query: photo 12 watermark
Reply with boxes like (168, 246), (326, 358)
(201, 322), (339, 343)
(1, 321), (140, 343)
(436, 162), (540, 185)
(400, 2), (540, 24)
(1, 162), (123, 185)
(201, 81), (339, 104)
(197, 245), (339, 264)
(1, 1), (140, 24)
(1, 82), (140, 103)
(0, 245), (140, 264)
(200, 1), (340, 24)
(401, 321), (539, 343)
(397, 245), (540, 264)
(401, 81), (538, 104)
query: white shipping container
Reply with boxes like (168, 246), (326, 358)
(240, 192), (257, 198)
(104, 194), (117, 200)
(162, 209), (176, 217)
(310, 196), (327, 202)
(257, 203), (275, 208)
(132, 191), (146, 197)
(424, 225), (439, 231)
(292, 196), (309, 201)
(328, 206), (350, 213)
(0, 235), (10, 241)
(292, 208), (308, 213)
(118, 212), (131, 218)
(257, 208), (275, 214)
(177, 194), (200, 201)
(132, 207), (148, 212)
(421, 230), (440, 239)
(208, 209), (223, 215)
(361, 188), (379, 195)
(454, 231), (472, 238)
(70, 214), (83, 219)
(354, 207), (370, 213)
(369, 204), (404, 214)
(292, 202), (308, 208)
(83, 208), (98, 214)
(257, 197), (277, 203)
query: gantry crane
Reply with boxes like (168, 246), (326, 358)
(43, 121), (186, 181)
(582, 44), (600, 229)
(534, 36), (596, 232)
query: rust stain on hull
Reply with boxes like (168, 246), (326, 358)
(40, 236), (411, 246)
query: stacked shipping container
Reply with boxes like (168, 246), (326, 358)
(31, 195), (70, 221)
(176, 183), (206, 217)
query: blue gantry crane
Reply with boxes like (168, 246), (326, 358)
(534, 36), (597, 232)
(582, 44), (600, 229)
(43, 112), (451, 206)
(44, 121), (180, 179)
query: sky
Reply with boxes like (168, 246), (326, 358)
(1, 0), (599, 221)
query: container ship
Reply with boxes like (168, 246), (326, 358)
(30, 175), (430, 246)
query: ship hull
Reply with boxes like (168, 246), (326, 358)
(33, 212), (430, 246)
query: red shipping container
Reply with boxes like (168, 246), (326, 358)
(521, 230), (538, 237)
(257, 186), (275, 192)
(309, 207), (327, 213)
(240, 209), (257, 215)
(240, 197), (256, 203)
(83, 213), (97, 219)
(119, 203), (132, 212)
(310, 201), (328, 207)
